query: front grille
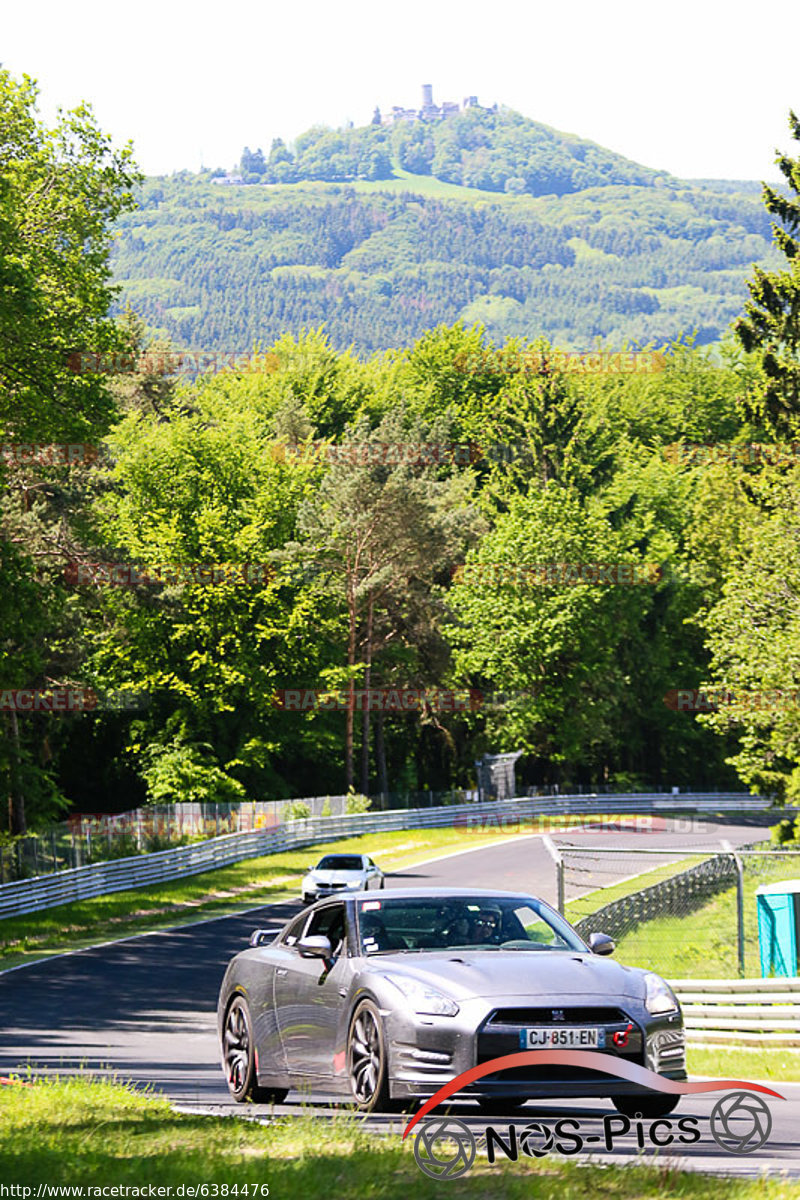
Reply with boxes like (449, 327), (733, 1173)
(487, 1007), (627, 1026)
(477, 1006), (643, 1082)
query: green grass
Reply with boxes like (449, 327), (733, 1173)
(565, 855), (709, 925)
(1, 1077), (798, 1195)
(0, 825), (537, 971)
(611, 853), (800, 979)
(687, 1044), (800, 1082)
(349, 167), (520, 203)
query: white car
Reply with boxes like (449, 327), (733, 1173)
(301, 853), (384, 904)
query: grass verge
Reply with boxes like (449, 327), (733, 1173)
(0, 1077), (796, 1194)
(564, 854), (710, 926)
(612, 853), (800, 978)
(686, 1044), (800, 1082)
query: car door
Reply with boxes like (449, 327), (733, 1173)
(272, 902), (351, 1080)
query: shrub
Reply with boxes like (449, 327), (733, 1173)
(286, 800), (311, 820)
(345, 792), (372, 815)
(771, 818), (796, 845)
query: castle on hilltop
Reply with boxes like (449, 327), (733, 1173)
(373, 84), (495, 127)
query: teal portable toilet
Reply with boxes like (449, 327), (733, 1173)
(756, 881), (800, 977)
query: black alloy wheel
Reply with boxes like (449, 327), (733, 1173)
(347, 998), (391, 1112)
(223, 995), (288, 1105)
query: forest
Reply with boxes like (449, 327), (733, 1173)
(3, 67), (800, 834)
(109, 107), (781, 355)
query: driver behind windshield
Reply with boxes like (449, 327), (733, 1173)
(470, 907), (502, 944)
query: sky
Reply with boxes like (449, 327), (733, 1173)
(2, 0), (798, 182)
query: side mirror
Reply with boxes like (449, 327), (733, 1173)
(298, 934), (332, 959)
(249, 929), (273, 947)
(589, 932), (615, 956)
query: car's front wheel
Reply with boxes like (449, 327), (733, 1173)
(223, 996), (288, 1105)
(611, 1092), (680, 1118)
(347, 999), (391, 1112)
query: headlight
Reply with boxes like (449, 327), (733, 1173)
(644, 973), (680, 1015)
(385, 974), (459, 1016)
(347, 879), (362, 888)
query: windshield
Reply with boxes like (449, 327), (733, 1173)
(356, 896), (586, 954)
(316, 855), (363, 871)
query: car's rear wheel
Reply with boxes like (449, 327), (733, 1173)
(347, 999), (391, 1112)
(223, 996), (288, 1105)
(612, 1092), (680, 1118)
(477, 1096), (529, 1115)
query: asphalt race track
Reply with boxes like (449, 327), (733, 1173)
(2, 816), (798, 1176)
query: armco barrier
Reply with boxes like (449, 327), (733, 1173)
(671, 978), (800, 1046)
(0, 792), (767, 920)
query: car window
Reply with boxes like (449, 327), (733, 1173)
(510, 905), (571, 948)
(280, 912), (309, 946)
(306, 903), (346, 956)
(316, 855), (363, 871)
(356, 897), (584, 953)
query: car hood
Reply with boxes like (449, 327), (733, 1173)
(365, 950), (646, 1001)
(309, 869), (363, 883)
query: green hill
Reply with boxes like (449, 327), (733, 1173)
(109, 108), (780, 353)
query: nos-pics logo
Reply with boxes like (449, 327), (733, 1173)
(404, 1050), (782, 1178)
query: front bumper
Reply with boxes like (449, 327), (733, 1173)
(384, 996), (686, 1101)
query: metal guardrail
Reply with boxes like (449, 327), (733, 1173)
(671, 978), (800, 1046)
(0, 791), (767, 920)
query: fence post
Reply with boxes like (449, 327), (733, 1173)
(721, 839), (745, 978)
(542, 835), (564, 915)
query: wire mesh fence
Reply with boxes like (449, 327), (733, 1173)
(0, 788), (486, 883)
(554, 841), (800, 979)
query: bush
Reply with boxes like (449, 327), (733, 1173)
(771, 818), (796, 845)
(286, 800), (311, 820)
(345, 792), (372, 815)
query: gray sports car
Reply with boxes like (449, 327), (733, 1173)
(217, 887), (686, 1115)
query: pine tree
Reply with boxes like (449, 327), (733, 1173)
(735, 111), (800, 435)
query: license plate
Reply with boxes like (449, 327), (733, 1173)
(519, 1026), (605, 1049)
